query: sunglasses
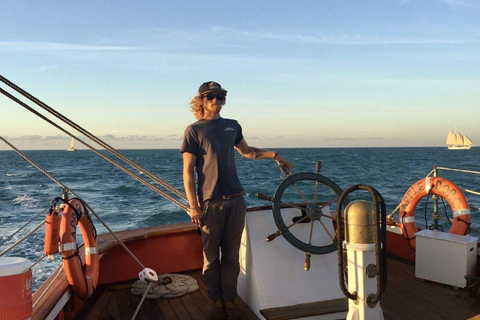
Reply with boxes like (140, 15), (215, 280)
(203, 93), (226, 101)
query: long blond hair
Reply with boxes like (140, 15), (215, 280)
(189, 94), (226, 120)
(189, 95), (204, 120)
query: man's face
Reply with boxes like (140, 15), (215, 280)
(202, 92), (226, 115)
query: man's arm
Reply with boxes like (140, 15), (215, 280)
(234, 138), (294, 175)
(182, 152), (202, 227)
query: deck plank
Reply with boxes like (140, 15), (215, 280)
(106, 289), (125, 320)
(180, 294), (207, 320)
(127, 289), (154, 320)
(188, 290), (211, 319)
(116, 289), (138, 320)
(143, 299), (165, 320)
(83, 289), (112, 320)
(236, 297), (262, 320)
(155, 297), (178, 320)
(168, 298), (193, 320)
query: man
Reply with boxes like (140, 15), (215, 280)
(181, 81), (293, 320)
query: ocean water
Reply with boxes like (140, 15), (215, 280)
(1, 147), (480, 289)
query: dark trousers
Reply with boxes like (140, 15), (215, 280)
(200, 195), (246, 301)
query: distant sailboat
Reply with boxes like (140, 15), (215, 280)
(446, 129), (474, 150)
(67, 138), (76, 152)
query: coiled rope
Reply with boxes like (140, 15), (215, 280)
(131, 274), (198, 299)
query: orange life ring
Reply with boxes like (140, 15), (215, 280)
(59, 198), (99, 299)
(399, 177), (471, 250)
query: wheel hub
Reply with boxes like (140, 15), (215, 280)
(305, 203), (322, 221)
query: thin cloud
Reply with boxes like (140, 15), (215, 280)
(166, 134), (181, 140)
(0, 41), (143, 52)
(245, 31), (478, 45)
(100, 134), (163, 142)
(3, 29), (476, 60)
(324, 137), (361, 141)
(441, 0), (478, 8)
(141, 26), (480, 46)
(32, 65), (58, 72)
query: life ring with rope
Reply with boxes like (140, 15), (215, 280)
(59, 198), (99, 300)
(399, 177), (471, 250)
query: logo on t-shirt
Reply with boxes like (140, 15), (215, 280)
(224, 127), (235, 131)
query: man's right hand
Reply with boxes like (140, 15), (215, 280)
(188, 206), (203, 228)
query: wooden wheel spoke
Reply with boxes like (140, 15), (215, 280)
(314, 181), (319, 203)
(292, 182), (309, 204)
(279, 201), (309, 212)
(307, 220), (315, 246)
(321, 214), (335, 221)
(318, 219), (335, 242)
(318, 195), (339, 210)
(284, 214), (311, 230)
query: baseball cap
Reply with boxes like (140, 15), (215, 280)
(198, 81), (227, 95)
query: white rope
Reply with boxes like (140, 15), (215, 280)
(131, 282), (153, 320)
(435, 166), (480, 176)
(464, 188), (480, 196)
(32, 265), (65, 309)
(131, 273), (198, 299)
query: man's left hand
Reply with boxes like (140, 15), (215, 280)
(274, 154), (294, 175)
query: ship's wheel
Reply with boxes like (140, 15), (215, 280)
(257, 163), (349, 268)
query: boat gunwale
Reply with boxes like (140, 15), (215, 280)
(32, 222), (200, 320)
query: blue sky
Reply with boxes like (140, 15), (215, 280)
(1, 0), (479, 150)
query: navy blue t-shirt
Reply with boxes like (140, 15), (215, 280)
(181, 117), (244, 202)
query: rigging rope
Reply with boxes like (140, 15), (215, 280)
(0, 220), (45, 257)
(0, 76), (193, 320)
(0, 74), (187, 202)
(0, 136), (147, 271)
(0, 87), (188, 211)
(0, 206), (48, 248)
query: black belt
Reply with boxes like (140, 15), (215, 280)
(207, 191), (245, 202)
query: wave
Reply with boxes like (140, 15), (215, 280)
(11, 194), (39, 207)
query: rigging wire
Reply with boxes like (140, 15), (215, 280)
(0, 220), (45, 257)
(0, 74), (191, 319)
(0, 206), (48, 248)
(31, 254), (48, 268)
(0, 75), (187, 202)
(32, 265), (65, 309)
(0, 87), (188, 211)
(0, 135), (147, 270)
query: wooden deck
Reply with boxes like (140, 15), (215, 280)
(382, 256), (480, 320)
(74, 271), (260, 320)
(74, 257), (480, 320)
